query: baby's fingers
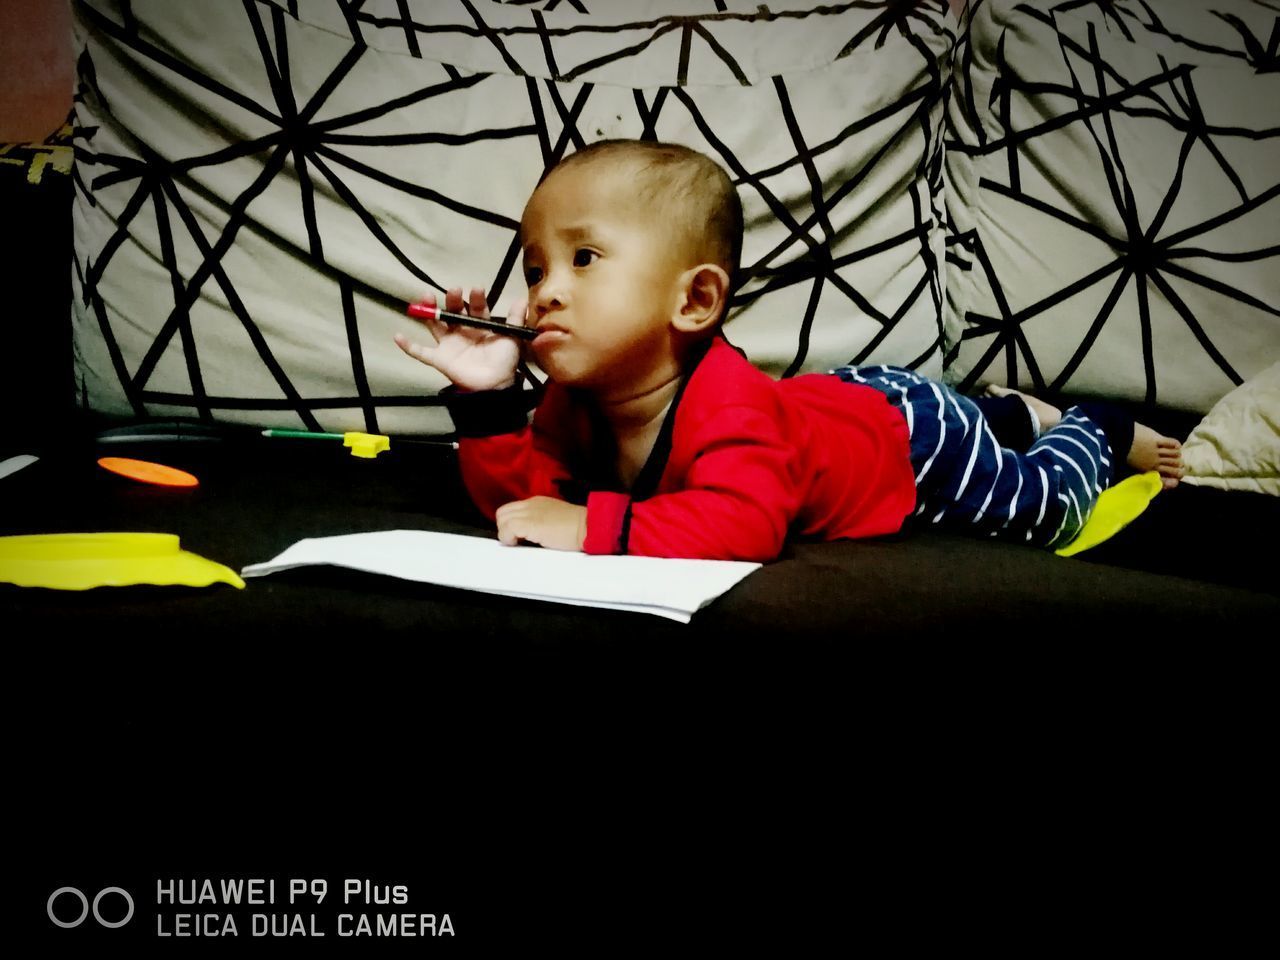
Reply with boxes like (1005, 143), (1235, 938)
(495, 500), (531, 546)
(444, 286), (466, 315)
(443, 286), (489, 321)
(406, 293), (450, 343)
(393, 333), (441, 369)
(467, 286), (490, 321)
(505, 298), (529, 329)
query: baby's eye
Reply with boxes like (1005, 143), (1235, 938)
(524, 266), (543, 286)
(573, 249), (598, 268)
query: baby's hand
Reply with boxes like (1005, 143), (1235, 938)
(395, 287), (527, 393)
(495, 497), (588, 552)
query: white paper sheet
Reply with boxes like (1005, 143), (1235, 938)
(0, 455), (39, 481)
(241, 530), (760, 623)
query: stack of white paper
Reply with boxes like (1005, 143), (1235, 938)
(241, 530), (760, 623)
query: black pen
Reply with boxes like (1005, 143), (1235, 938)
(406, 302), (537, 340)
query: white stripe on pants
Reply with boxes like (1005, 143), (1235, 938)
(834, 365), (1115, 548)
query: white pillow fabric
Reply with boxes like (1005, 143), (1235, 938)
(1183, 361), (1279, 496)
(70, 0), (956, 435)
(944, 0), (1280, 413)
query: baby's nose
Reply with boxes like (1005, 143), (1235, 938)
(534, 281), (566, 313)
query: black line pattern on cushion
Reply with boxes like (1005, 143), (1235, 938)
(70, 0), (952, 427)
(944, 0), (1279, 409)
(351, 1), (948, 78)
(1112, 0), (1280, 71)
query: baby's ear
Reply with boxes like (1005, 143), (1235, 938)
(672, 264), (730, 335)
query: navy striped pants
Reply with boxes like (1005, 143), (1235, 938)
(833, 365), (1117, 549)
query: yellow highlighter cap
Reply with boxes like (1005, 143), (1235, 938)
(1056, 471), (1163, 558)
(0, 533), (245, 590)
(343, 432), (390, 458)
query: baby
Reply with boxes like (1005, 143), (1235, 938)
(396, 140), (1182, 561)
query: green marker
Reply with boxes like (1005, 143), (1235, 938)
(261, 429), (343, 440)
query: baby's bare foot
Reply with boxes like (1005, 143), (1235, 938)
(985, 383), (1062, 432)
(1128, 422), (1184, 490)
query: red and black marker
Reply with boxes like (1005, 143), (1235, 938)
(406, 302), (537, 341)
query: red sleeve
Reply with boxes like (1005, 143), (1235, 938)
(582, 491), (630, 555)
(584, 405), (802, 562)
(456, 388), (577, 520)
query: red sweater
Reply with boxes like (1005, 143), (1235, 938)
(453, 337), (916, 562)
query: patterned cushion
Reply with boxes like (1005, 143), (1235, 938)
(944, 0), (1280, 413)
(70, 0), (956, 435)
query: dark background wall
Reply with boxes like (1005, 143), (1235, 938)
(1, 1), (74, 435)
(0, 0), (74, 142)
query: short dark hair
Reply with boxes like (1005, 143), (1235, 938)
(547, 140), (743, 288)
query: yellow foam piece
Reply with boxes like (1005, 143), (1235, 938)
(343, 432), (391, 458)
(0, 533), (245, 591)
(1055, 471), (1163, 557)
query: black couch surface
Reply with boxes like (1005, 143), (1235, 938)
(8, 423), (1276, 953)
(6, 425), (1276, 646)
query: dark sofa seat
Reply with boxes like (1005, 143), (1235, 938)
(7, 428), (1275, 645)
(8, 426), (1275, 715)
(10, 424), (1275, 950)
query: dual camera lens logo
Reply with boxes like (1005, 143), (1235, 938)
(47, 887), (135, 929)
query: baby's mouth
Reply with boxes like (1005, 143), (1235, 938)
(533, 324), (569, 345)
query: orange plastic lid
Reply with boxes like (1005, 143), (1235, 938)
(97, 457), (199, 488)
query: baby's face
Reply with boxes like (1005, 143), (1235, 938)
(520, 163), (688, 396)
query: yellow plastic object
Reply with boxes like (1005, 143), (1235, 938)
(0, 533), (245, 590)
(1056, 471), (1163, 558)
(343, 432), (390, 458)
